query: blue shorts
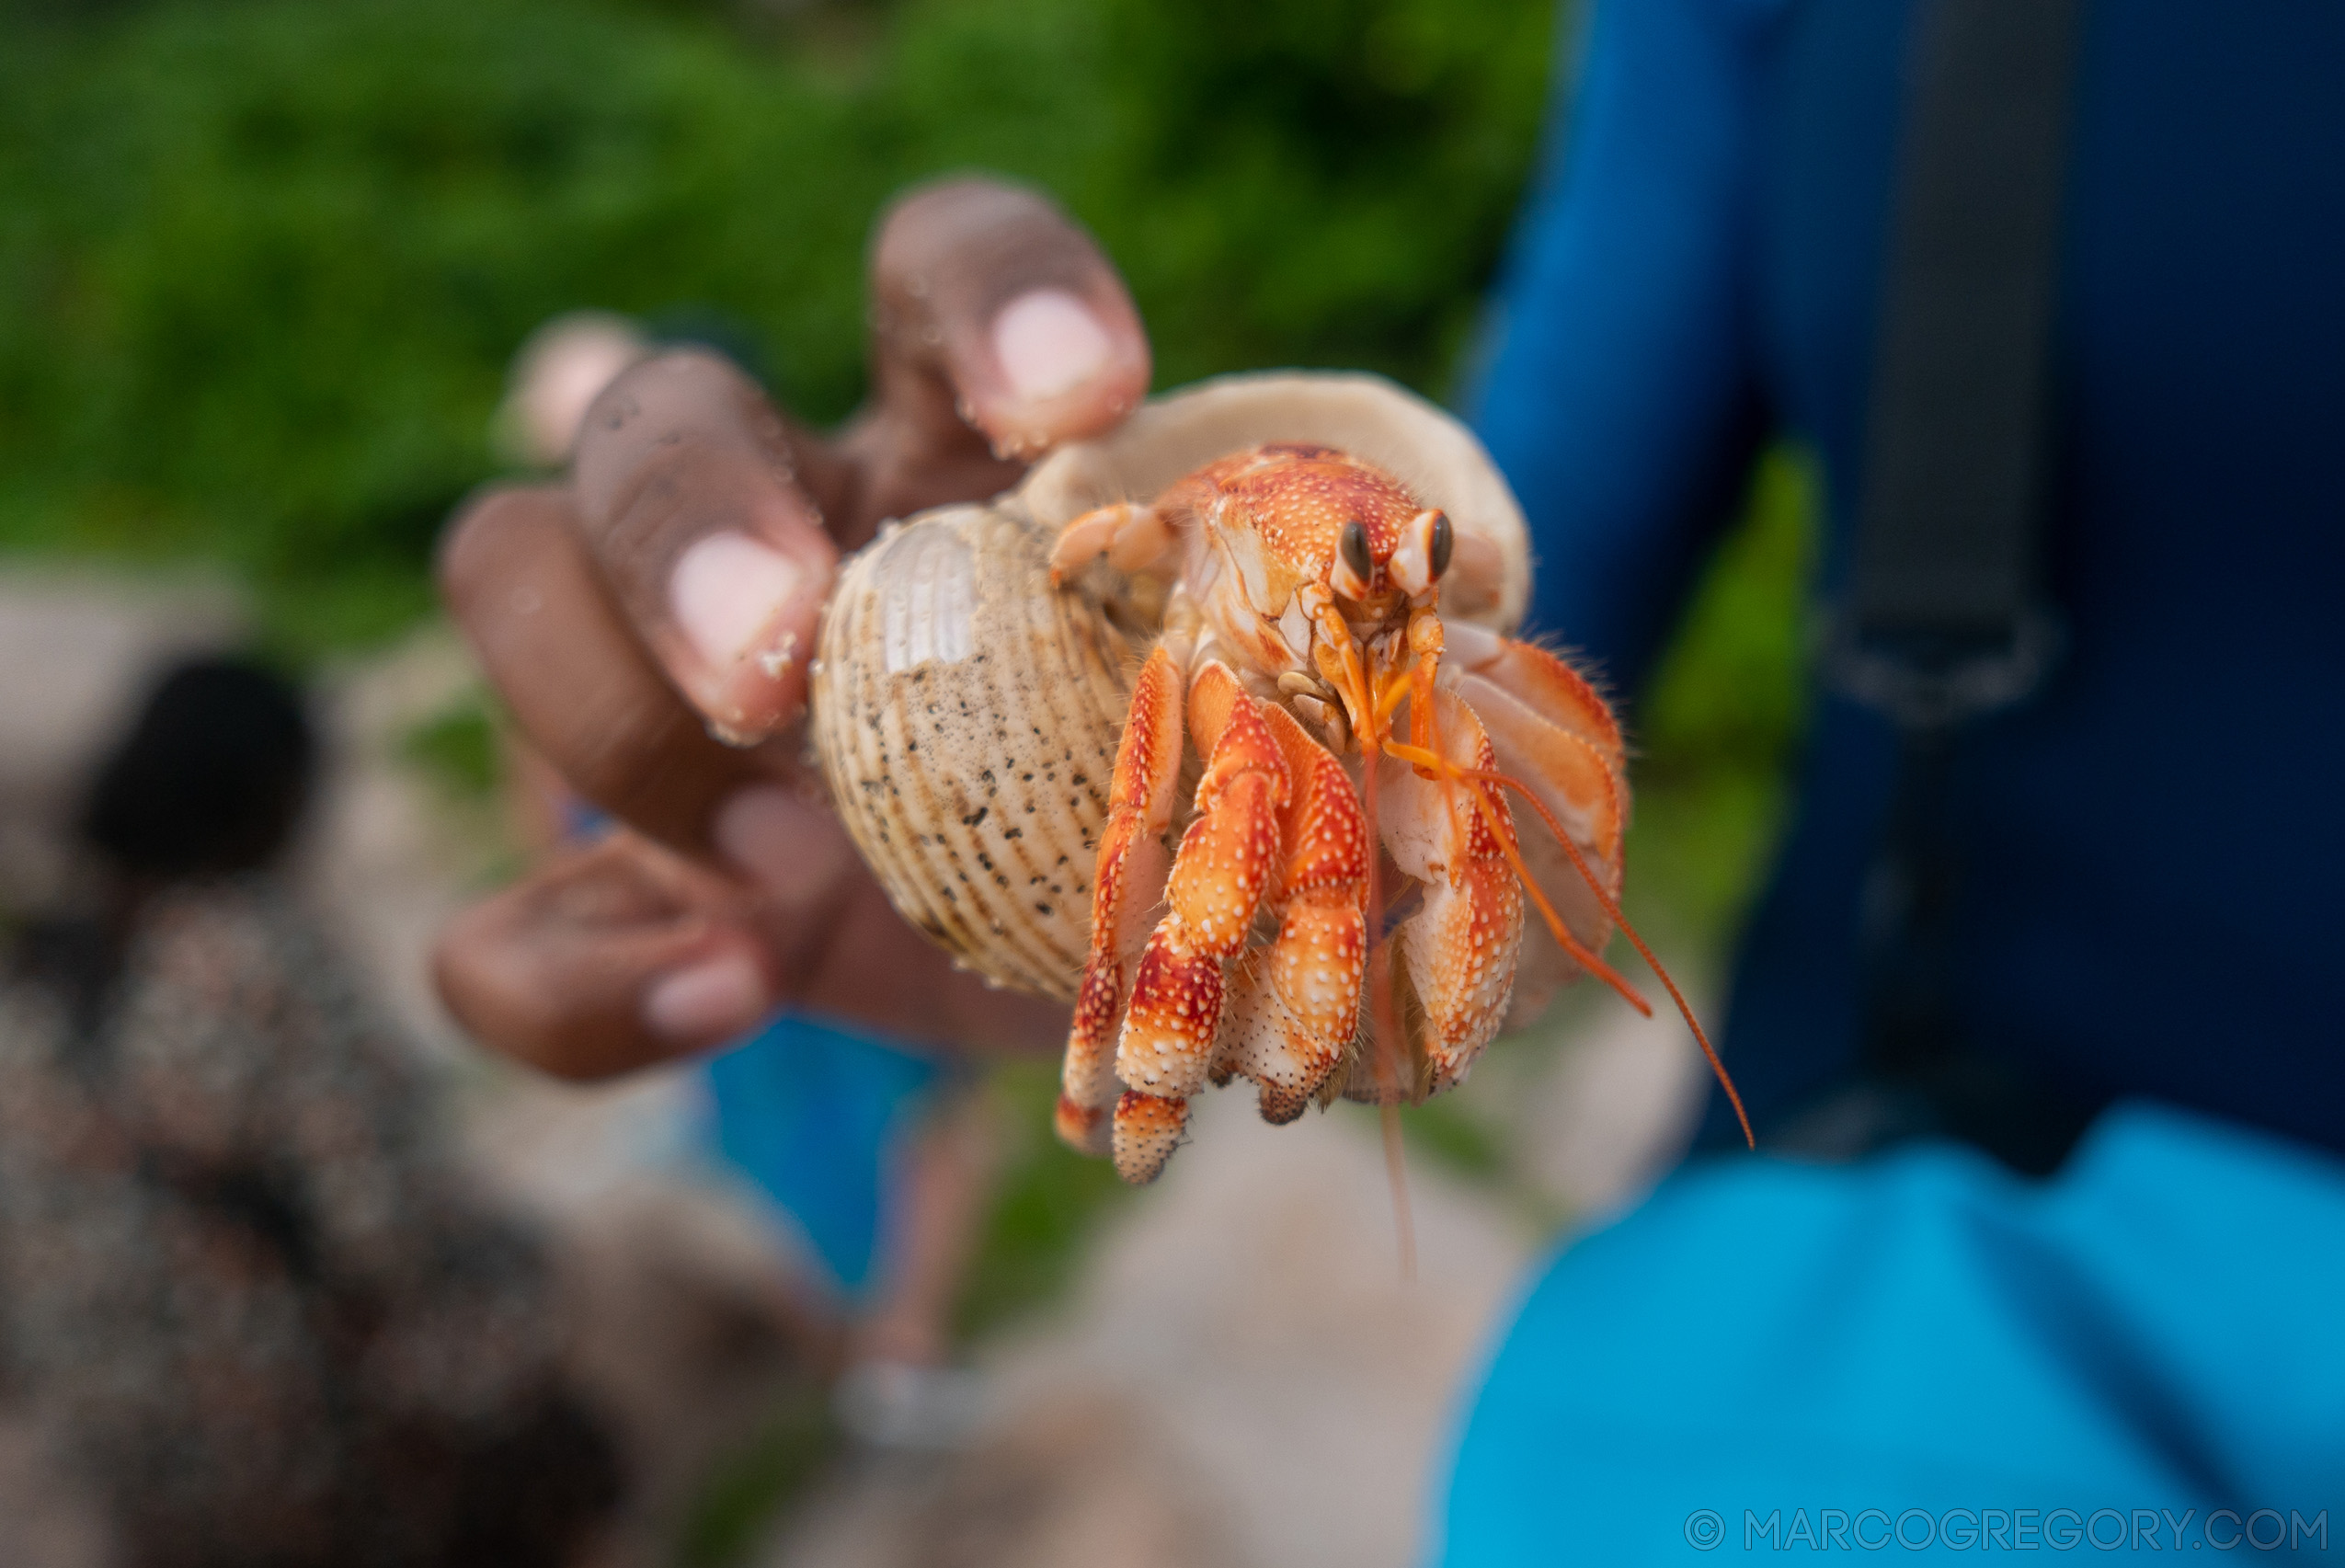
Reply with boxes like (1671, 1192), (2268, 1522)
(704, 1011), (946, 1297)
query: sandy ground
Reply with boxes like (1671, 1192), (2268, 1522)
(768, 1089), (1525, 1568)
(754, 989), (1708, 1568)
(0, 575), (1708, 1567)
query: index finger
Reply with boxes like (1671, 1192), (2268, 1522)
(571, 349), (840, 744)
(865, 178), (1153, 470)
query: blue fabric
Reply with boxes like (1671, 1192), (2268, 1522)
(1438, 1105), (2345, 1562)
(1444, 5), (2345, 1556)
(1471, 0), (2345, 1157)
(703, 1012), (943, 1295)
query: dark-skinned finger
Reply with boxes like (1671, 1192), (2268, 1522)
(432, 833), (780, 1080)
(571, 349), (839, 744)
(847, 177), (1151, 528)
(438, 483), (765, 855)
(438, 483), (867, 915)
(434, 827), (1062, 1079)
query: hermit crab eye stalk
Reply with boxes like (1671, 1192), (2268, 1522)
(1341, 522), (1369, 604)
(1389, 508), (1452, 596)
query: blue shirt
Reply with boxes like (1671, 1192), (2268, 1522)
(1438, 1105), (2345, 1562)
(1441, 4), (2345, 1557)
(1472, 0), (2345, 1156)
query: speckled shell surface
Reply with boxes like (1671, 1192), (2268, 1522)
(811, 499), (1134, 1002)
(810, 370), (1534, 1004)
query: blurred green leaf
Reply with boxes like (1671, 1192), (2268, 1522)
(0, 0), (1561, 653)
(677, 1379), (835, 1568)
(399, 689), (502, 801)
(1622, 447), (1820, 950)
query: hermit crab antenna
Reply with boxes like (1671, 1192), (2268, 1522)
(1355, 670), (1419, 1282)
(1467, 768), (1756, 1150)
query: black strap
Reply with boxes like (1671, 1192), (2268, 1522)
(1831, 0), (2081, 725)
(1801, 0), (2087, 1173)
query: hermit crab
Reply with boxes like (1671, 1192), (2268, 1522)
(810, 372), (1744, 1183)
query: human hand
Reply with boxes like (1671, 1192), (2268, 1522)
(431, 177), (1151, 1079)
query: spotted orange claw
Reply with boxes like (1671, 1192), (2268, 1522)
(1110, 660), (1289, 1179)
(1214, 699), (1368, 1126)
(1055, 643), (1183, 1157)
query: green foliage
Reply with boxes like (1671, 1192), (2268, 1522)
(1623, 448), (1819, 950)
(0, 0), (1560, 656)
(1396, 1093), (1512, 1183)
(399, 690), (503, 801)
(677, 1379), (835, 1568)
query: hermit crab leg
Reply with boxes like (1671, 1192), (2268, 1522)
(1056, 644), (1184, 1156)
(1112, 660), (1294, 1183)
(1380, 722), (1756, 1149)
(1436, 635), (1626, 1016)
(1049, 471), (1219, 586)
(1212, 702), (1369, 1125)
(1375, 688), (1527, 1092)
(1047, 500), (1178, 583)
(1421, 631), (1753, 1141)
(1387, 737), (1643, 1010)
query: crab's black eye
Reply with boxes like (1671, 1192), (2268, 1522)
(1339, 520), (1373, 584)
(1428, 513), (1454, 579)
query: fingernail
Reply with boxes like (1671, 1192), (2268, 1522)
(991, 289), (1112, 404)
(670, 532), (806, 674)
(644, 951), (770, 1044)
(715, 784), (855, 911)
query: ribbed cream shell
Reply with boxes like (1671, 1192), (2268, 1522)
(809, 371), (1532, 1003)
(811, 498), (1134, 1002)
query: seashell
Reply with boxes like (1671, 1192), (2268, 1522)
(810, 498), (1133, 1002)
(809, 370), (1531, 1003)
